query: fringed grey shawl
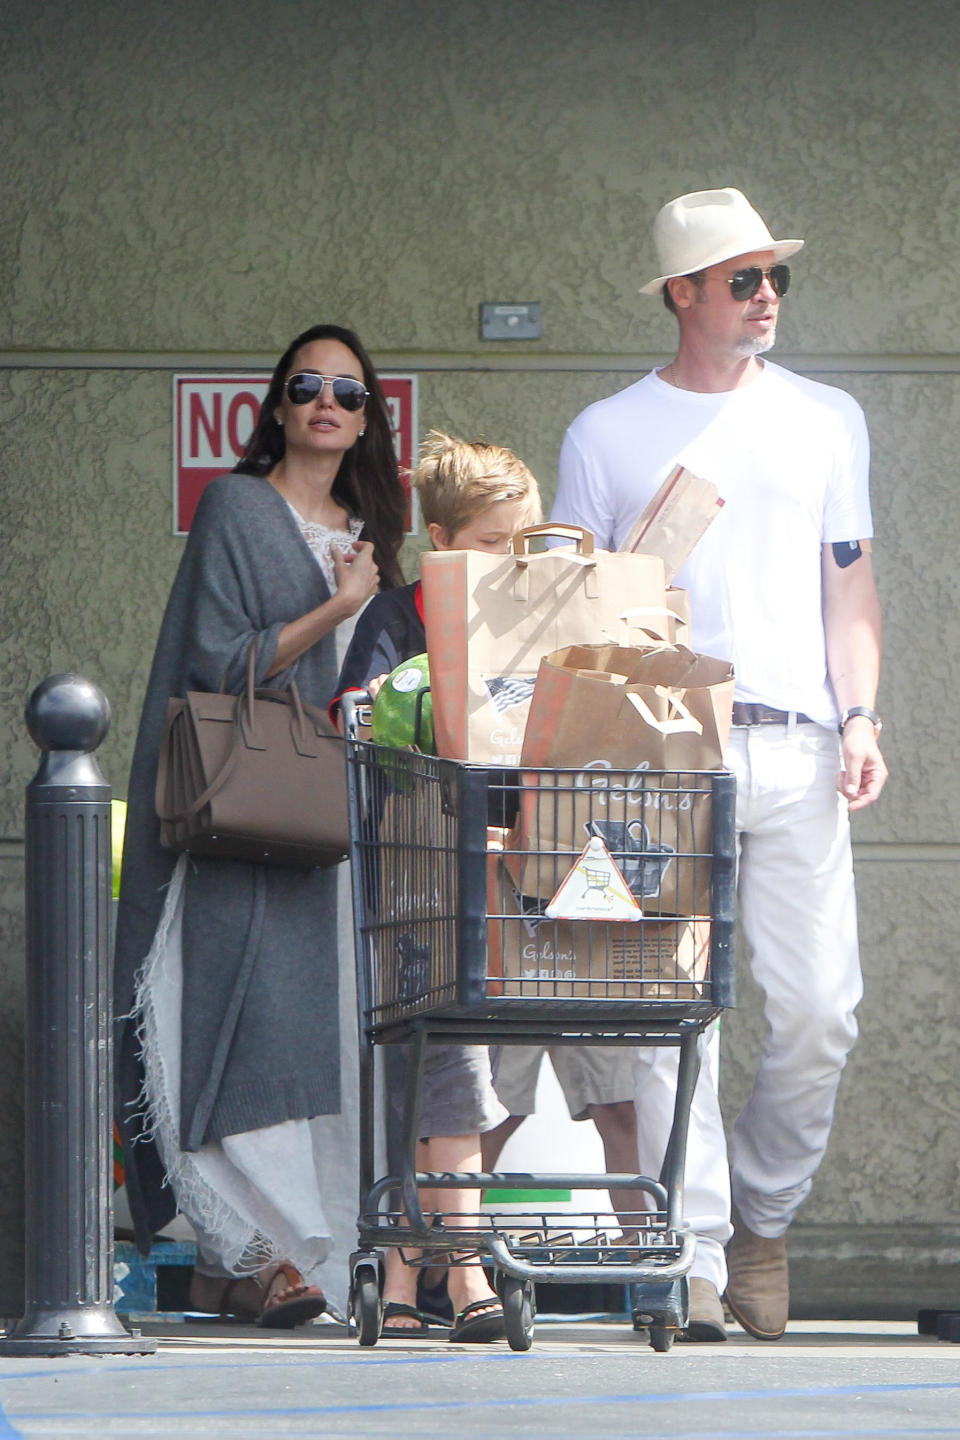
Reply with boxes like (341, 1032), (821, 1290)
(114, 473), (346, 1248)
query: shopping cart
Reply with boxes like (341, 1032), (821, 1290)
(342, 696), (736, 1352)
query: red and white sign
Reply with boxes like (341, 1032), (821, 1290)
(173, 372), (419, 535)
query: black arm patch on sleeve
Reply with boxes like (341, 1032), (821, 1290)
(832, 540), (863, 569)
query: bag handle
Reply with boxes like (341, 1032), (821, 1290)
(238, 644), (265, 749)
(624, 685), (703, 736)
(510, 524), (598, 601)
(599, 608), (677, 649)
(619, 605), (680, 641)
(235, 642), (322, 755)
(249, 686), (323, 757)
(510, 524), (595, 557)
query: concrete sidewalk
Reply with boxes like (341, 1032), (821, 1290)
(0, 1318), (958, 1439)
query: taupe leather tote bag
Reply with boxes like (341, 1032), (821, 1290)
(156, 644), (349, 868)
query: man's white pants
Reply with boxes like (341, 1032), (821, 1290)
(632, 722), (863, 1296)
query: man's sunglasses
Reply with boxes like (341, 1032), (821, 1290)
(725, 264), (790, 301)
(284, 373), (369, 411)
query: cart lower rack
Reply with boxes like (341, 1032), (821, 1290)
(343, 709), (736, 1351)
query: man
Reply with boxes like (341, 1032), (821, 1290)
(553, 187), (887, 1341)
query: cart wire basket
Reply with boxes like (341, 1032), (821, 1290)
(343, 699), (736, 1351)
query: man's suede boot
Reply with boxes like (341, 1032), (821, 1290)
(724, 1210), (789, 1340)
(683, 1277), (727, 1342)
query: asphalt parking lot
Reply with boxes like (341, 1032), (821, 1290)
(0, 1317), (958, 1439)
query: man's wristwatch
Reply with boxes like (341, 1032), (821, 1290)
(838, 707), (882, 736)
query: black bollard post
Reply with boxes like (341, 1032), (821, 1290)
(0, 675), (156, 1356)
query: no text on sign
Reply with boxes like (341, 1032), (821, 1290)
(173, 373), (419, 534)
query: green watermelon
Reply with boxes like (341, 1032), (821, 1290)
(371, 654), (435, 753)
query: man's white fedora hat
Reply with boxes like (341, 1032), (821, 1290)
(640, 187), (804, 296)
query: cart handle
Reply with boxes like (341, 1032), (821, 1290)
(339, 686), (432, 750)
(339, 691), (373, 741)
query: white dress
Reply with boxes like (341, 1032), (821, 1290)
(136, 510), (367, 1318)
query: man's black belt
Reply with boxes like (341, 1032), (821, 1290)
(731, 703), (815, 727)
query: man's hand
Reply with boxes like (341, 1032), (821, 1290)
(838, 715), (888, 811)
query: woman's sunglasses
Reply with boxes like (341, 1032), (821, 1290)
(725, 264), (790, 301)
(284, 373), (369, 412)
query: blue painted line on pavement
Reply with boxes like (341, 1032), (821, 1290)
(0, 1399), (22, 1438)
(665, 1431), (960, 1439)
(16, 1380), (960, 1424)
(0, 1351), (516, 1385)
(527, 1431), (960, 1440)
(516, 1431), (960, 1440)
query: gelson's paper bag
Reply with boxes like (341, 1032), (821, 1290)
(486, 859), (710, 1000)
(373, 789), (457, 1015)
(506, 643), (734, 916)
(421, 526), (669, 765)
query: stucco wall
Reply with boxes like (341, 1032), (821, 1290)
(3, 0), (959, 357)
(2, 0), (958, 1317)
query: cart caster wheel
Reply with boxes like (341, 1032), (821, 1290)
(353, 1264), (382, 1347)
(649, 1321), (676, 1352)
(501, 1275), (535, 1351)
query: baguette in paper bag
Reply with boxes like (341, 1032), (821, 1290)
(621, 465), (723, 583)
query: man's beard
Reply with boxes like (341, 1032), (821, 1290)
(736, 330), (776, 356)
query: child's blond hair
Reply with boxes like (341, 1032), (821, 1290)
(412, 430), (542, 540)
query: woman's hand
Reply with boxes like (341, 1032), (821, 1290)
(265, 542), (381, 678)
(332, 541), (380, 616)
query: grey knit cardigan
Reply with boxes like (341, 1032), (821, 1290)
(114, 473), (347, 1249)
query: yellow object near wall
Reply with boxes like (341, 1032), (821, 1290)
(110, 800), (127, 900)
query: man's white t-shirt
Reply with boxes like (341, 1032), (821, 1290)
(554, 361), (872, 727)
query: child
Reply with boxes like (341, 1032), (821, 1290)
(335, 431), (542, 1340)
(337, 430), (542, 702)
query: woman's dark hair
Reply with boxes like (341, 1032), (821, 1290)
(236, 323), (406, 588)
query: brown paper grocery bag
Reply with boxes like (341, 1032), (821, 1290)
(521, 643), (733, 770)
(421, 526), (668, 764)
(489, 858), (710, 999)
(507, 643), (734, 915)
(372, 788), (455, 1015)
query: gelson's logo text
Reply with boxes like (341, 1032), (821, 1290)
(574, 759), (693, 810)
(521, 940), (577, 981)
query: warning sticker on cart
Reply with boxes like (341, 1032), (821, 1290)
(544, 836), (643, 922)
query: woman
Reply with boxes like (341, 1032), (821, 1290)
(114, 324), (405, 1325)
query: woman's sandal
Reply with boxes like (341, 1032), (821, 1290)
(256, 1262), (327, 1329)
(381, 1301), (435, 1337)
(187, 1263), (325, 1327)
(188, 1272), (261, 1322)
(448, 1298), (506, 1344)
